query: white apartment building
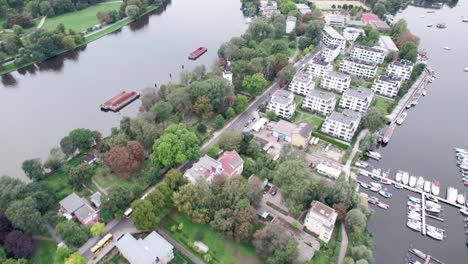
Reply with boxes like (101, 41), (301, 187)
(322, 26), (346, 50)
(372, 75), (402, 98)
(288, 71), (315, 96)
(307, 56), (333, 79)
(304, 201), (338, 244)
(266, 89), (296, 119)
(343, 27), (364, 42)
(320, 71), (351, 93)
(387, 59), (414, 80)
(321, 44), (340, 62)
(302, 90), (336, 116)
(339, 56), (377, 79)
(339, 86), (374, 113)
(350, 45), (386, 64)
(321, 109), (361, 142)
(184, 155), (223, 183)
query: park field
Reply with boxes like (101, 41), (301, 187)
(42, 3), (121, 33)
(312, 0), (367, 9)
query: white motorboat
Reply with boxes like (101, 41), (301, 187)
(372, 168), (381, 177)
(427, 230), (444, 241)
(431, 180), (440, 196)
(409, 176), (417, 187)
(409, 196), (421, 203)
(408, 201), (421, 208)
(355, 161), (368, 168)
(443, 46), (451, 51)
(457, 193), (466, 205)
(370, 186), (379, 192)
(407, 220), (422, 232)
(416, 176), (425, 190)
(447, 187), (458, 203)
(360, 192), (369, 198)
(359, 170), (369, 177)
(426, 205), (441, 213)
(426, 200), (441, 209)
(408, 205), (421, 212)
(377, 202), (389, 209)
(360, 182), (369, 189)
(460, 207), (468, 215)
(379, 189), (392, 198)
(412, 249), (426, 259)
(455, 148), (468, 154)
(395, 171), (402, 182)
(423, 180), (431, 193)
(426, 23), (433, 27)
(427, 195), (438, 203)
(426, 225), (445, 233)
(464, 67), (468, 72)
(422, 90), (427, 96)
(402, 171), (409, 185)
(396, 112), (408, 125)
(459, 164), (468, 170)
(367, 151), (382, 160)
(370, 182), (382, 190)
(394, 183), (404, 189)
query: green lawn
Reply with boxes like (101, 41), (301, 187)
(292, 108), (325, 128)
(372, 96), (393, 115)
(313, 0), (367, 9)
(272, 37), (295, 57)
(162, 212), (260, 264)
(43, 3), (121, 33)
(31, 240), (57, 264)
(44, 154), (86, 201)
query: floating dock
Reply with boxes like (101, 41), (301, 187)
(100, 91), (140, 112)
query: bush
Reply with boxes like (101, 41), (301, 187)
(170, 225), (177, 233)
(206, 145), (220, 159)
(197, 123), (207, 133)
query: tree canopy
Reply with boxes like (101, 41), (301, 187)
(361, 108), (387, 132)
(21, 159), (45, 181)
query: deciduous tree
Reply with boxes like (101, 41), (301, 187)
(0, 212), (13, 243)
(4, 230), (34, 259)
(217, 130), (243, 151)
(64, 252), (86, 264)
(193, 96), (214, 120)
(90, 222), (105, 237)
(6, 197), (43, 234)
(104, 141), (145, 177)
(21, 159), (45, 181)
(362, 108), (387, 132)
(68, 128), (95, 153)
(151, 101), (173, 124)
(253, 224), (291, 260)
(100, 186), (134, 221)
(131, 199), (160, 230)
(242, 73), (268, 96)
(68, 163), (94, 189)
(233, 94), (249, 114)
(55, 221), (89, 246)
(214, 114), (225, 129)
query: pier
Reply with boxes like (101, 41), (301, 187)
(408, 248), (445, 264)
(421, 192), (426, 235)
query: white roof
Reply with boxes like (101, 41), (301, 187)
(116, 232), (173, 264)
(252, 117), (268, 132)
(316, 164), (341, 178)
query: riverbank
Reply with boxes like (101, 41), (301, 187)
(0, 3), (162, 76)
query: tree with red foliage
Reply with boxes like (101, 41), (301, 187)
(395, 31), (420, 48)
(4, 230), (34, 259)
(0, 212), (13, 244)
(104, 141), (144, 178)
(7, 14), (34, 28)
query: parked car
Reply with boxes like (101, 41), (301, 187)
(268, 188), (277, 196)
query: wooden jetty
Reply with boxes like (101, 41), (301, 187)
(421, 193), (426, 235)
(409, 248), (445, 264)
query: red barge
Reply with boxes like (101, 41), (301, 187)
(100, 91), (140, 112)
(188, 47), (207, 60)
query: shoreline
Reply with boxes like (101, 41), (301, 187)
(0, 3), (162, 76)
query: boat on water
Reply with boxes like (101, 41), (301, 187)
(460, 164), (468, 170)
(412, 248), (426, 259)
(443, 46), (451, 51)
(426, 225), (445, 233)
(464, 67), (468, 72)
(395, 171), (402, 182)
(395, 183), (404, 189)
(447, 187), (458, 203)
(188, 47), (208, 60)
(360, 182), (369, 189)
(396, 112), (408, 125)
(436, 23), (447, 28)
(427, 195), (438, 202)
(406, 103), (412, 109)
(409, 176), (417, 187)
(409, 196), (421, 203)
(416, 176), (425, 190)
(408, 200), (421, 207)
(370, 186), (379, 192)
(367, 151), (382, 160)
(355, 161), (368, 168)
(462, 19), (468, 22)
(455, 148), (468, 155)
(377, 202), (389, 209)
(100, 91), (140, 112)
(402, 172), (410, 185)
(407, 220), (422, 232)
(431, 180), (440, 196)
(379, 190), (392, 198)
(427, 230), (444, 241)
(464, 180), (468, 186)
(457, 193), (466, 205)
(423, 180), (431, 193)
(426, 23), (433, 27)
(382, 124), (395, 144)
(370, 182), (382, 190)
(422, 90), (427, 96)
(368, 196), (379, 204)
(426, 205), (441, 213)
(372, 168), (381, 177)
(411, 100), (418, 106)
(408, 205), (421, 212)
(460, 207), (468, 216)
(408, 213), (421, 221)
(380, 178), (391, 185)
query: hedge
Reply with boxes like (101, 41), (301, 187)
(312, 131), (349, 150)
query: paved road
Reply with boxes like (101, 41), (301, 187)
(344, 129), (368, 180)
(337, 222), (349, 264)
(157, 228), (203, 264)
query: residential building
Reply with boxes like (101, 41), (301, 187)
(387, 59), (414, 80)
(321, 109), (361, 142)
(296, 3), (311, 15)
(350, 45), (385, 64)
(90, 192), (101, 208)
(116, 231), (174, 264)
(270, 120), (297, 142)
(339, 86), (374, 113)
(302, 90), (336, 116)
(316, 164), (341, 179)
(306, 56), (332, 78)
(266, 90), (296, 119)
(339, 56), (377, 79)
(329, 15), (345, 28)
(370, 20), (391, 32)
(321, 44), (340, 62)
(304, 201), (338, 243)
(259, 0), (280, 19)
(379, 35), (399, 53)
(372, 75), (402, 98)
(346, 20), (365, 28)
(288, 71), (315, 96)
(292, 123), (313, 148)
(286, 16), (297, 34)
(320, 71), (351, 93)
(218, 151), (244, 177)
(322, 26), (345, 50)
(184, 155), (223, 183)
(343, 27), (364, 42)
(59, 193), (99, 226)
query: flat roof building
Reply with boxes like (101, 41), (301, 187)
(387, 59), (414, 80)
(288, 71), (315, 96)
(320, 71), (351, 94)
(329, 15), (345, 29)
(350, 45), (386, 64)
(302, 90), (336, 116)
(286, 16), (297, 34)
(116, 232), (174, 264)
(304, 201), (338, 243)
(266, 90), (296, 119)
(307, 56), (333, 78)
(372, 75), (402, 98)
(322, 26), (345, 50)
(339, 56), (377, 79)
(321, 109), (361, 142)
(379, 35), (399, 53)
(321, 44), (341, 62)
(339, 86), (374, 113)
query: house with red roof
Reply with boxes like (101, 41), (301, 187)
(361, 13), (380, 24)
(59, 193), (99, 226)
(218, 151), (244, 178)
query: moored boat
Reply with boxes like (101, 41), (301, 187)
(431, 180), (440, 196)
(427, 23), (433, 27)
(377, 202), (389, 209)
(379, 189), (392, 198)
(188, 47), (208, 60)
(396, 112), (408, 125)
(382, 124), (395, 143)
(436, 23), (447, 28)
(409, 196), (421, 203)
(394, 183), (404, 189)
(427, 230), (444, 241)
(409, 176), (417, 187)
(443, 46), (451, 51)
(423, 180), (431, 193)
(380, 178), (391, 185)
(368, 196), (379, 204)
(100, 91), (140, 112)
(395, 171), (402, 182)
(367, 151), (382, 160)
(412, 249), (426, 259)
(457, 193), (466, 205)
(460, 207), (468, 216)
(360, 182), (369, 189)
(426, 205), (441, 213)
(416, 176), (424, 190)
(447, 187), (458, 203)
(407, 220), (422, 232)
(402, 171), (410, 185)
(422, 90), (427, 96)
(370, 182), (382, 190)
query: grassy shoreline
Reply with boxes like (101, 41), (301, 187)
(0, 3), (161, 76)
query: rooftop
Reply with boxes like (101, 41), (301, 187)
(353, 45), (385, 54)
(329, 15), (345, 24)
(327, 109), (361, 125)
(346, 20), (365, 27)
(370, 20), (391, 31)
(392, 59), (414, 68)
(84, 154), (97, 163)
(74, 203), (97, 222)
(324, 44), (340, 51)
(218, 151), (243, 176)
(311, 56), (331, 67)
(307, 89), (335, 101)
(293, 123), (313, 138)
(344, 27), (363, 34)
(343, 86), (373, 100)
(60, 193), (84, 213)
(293, 71), (313, 83)
(116, 232), (174, 264)
(90, 192), (101, 208)
(323, 26), (344, 40)
(379, 35), (399, 51)
(343, 56), (377, 67)
(361, 13), (380, 23)
(325, 71), (351, 80)
(271, 89), (294, 105)
(379, 75), (402, 83)
(185, 155), (221, 181)
(271, 120), (297, 136)
(310, 200), (336, 220)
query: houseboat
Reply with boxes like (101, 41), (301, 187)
(382, 124), (395, 144)
(100, 91), (140, 112)
(189, 47), (208, 60)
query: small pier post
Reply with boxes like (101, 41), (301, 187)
(424, 255), (431, 264)
(421, 192), (426, 235)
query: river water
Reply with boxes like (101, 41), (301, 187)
(0, 0), (247, 179)
(364, 1), (468, 263)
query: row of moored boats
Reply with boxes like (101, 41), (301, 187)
(407, 196), (445, 241)
(454, 147), (468, 185)
(394, 170), (440, 196)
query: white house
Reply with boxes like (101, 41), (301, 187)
(339, 86), (374, 113)
(288, 71), (315, 96)
(304, 201), (338, 243)
(372, 75), (402, 98)
(307, 56), (332, 79)
(379, 35), (399, 53)
(286, 16), (297, 34)
(184, 155), (223, 183)
(302, 90), (336, 116)
(387, 59), (414, 80)
(266, 90), (296, 119)
(116, 232), (174, 264)
(321, 109), (361, 142)
(321, 44), (340, 62)
(350, 45), (386, 64)
(296, 3), (311, 15)
(322, 26), (345, 50)
(316, 164), (341, 179)
(339, 56), (377, 79)
(328, 16), (345, 29)
(320, 71), (351, 93)
(343, 27), (364, 42)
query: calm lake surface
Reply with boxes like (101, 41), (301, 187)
(0, 0), (247, 179)
(365, 1), (468, 263)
